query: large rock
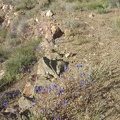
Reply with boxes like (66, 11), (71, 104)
(22, 82), (34, 98)
(45, 10), (53, 17)
(37, 57), (59, 78)
(37, 57), (67, 78)
(18, 97), (31, 110)
(34, 21), (63, 43)
(0, 70), (4, 80)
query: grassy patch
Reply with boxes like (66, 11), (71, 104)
(0, 39), (40, 88)
(65, 2), (84, 11)
(72, 36), (89, 45)
(13, 0), (37, 10)
(62, 18), (80, 29)
(87, 1), (109, 10)
(27, 61), (114, 119)
(96, 7), (108, 14)
(116, 18), (120, 29)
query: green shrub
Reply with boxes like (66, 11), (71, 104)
(14, 0), (37, 10)
(62, 18), (80, 29)
(87, 1), (103, 10)
(116, 18), (120, 29)
(96, 7), (108, 14)
(107, 0), (120, 8)
(3, 39), (40, 85)
(65, 2), (84, 10)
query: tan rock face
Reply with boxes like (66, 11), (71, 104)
(0, 70), (4, 80)
(22, 82), (34, 98)
(45, 10), (53, 17)
(34, 21), (63, 42)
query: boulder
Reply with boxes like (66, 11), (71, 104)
(46, 10), (53, 17)
(37, 57), (67, 78)
(0, 70), (4, 80)
(34, 21), (63, 43)
(22, 82), (34, 98)
(51, 25), (64, 39)
(18, 97), (31, 110)
(88, 13), (94, 18)
(37, 57), (59, 78)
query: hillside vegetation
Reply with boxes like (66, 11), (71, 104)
(0, 0), (120, 120)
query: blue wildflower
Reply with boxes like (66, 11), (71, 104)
(57, 88), (64, 96)
(74, 93), (77, 97)
(12, 93), (15, 98)
(80, 80), (85, 86)
(46, 86), (52, 92)
(2, 101), (8, 107)
(76, 64), (82, 69)
(32, 61), (36, 65)
(60, 75), (66, 80)
(37, 86), (45, 93)
(64, 65), (69, 70)
(40, 108), (46, 113)
(63, 100), (68, 105)
(84, 79), (89, 84)
(18, 93), (21, 97)
(30, 102), (34, 107)
(54, 118), (60, 120)
(35, 86), (39, 91)
(80, 72), (85, 77)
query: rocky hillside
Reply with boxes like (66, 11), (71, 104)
(0, 0), (120, 120)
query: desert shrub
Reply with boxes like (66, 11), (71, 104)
(62, 18), (80, 29)
(0, 29), (7, 43)
(27, 61), (113, 119)
(10, 16), (29, 37)
(96, 7), (108, 14)
(3, 39), (40, 85)
(13, 0), (37, 10)
(65, 2), (84, 10)
(66, 0), (88, 2)
(106, 0), (120, 8)
(87, 1), (109, 10)
(116, 18), (120, 29)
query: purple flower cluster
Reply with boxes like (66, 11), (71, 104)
(35, 86), (45, 93)
(64, 65), (69, 71)
(80, 80), (89, 86)
(58, 99), (68, 105)
(35, 85), (57, 93)
(57, 88), (64, 96)
(46, 84), (57, 92)
(40, 108), (46, 113)
(54, 118), (60, 120)
(76, 64), (82, 69)
(2, 101), (8, 107)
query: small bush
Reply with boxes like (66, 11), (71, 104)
(13, 0), (37, 10)
(65, 2), (84, 10)
(87, 1), (103, 10)
(116, 18), (120, 29)
(62, 18), (80, 29)
(107, 0), (120, 8)
(3, 39), (40, 85)
(96, 7), (108, 14)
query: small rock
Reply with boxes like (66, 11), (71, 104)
(4, 107), (16, 114)
(46, 10), (53, 17)
(18, 97), (31, 110)
(23, 82), (34, 98)
(65, 53), (71, 58)
(37, 57), (59, 78)
(51, 25), (64, 39)
(0, 70), (4, 80)
(88, 13), (94, 18)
